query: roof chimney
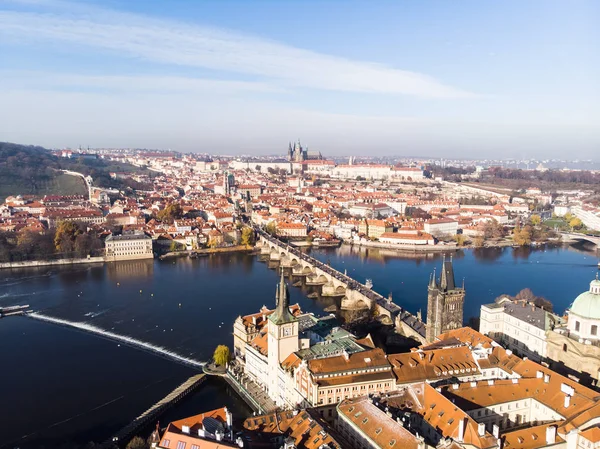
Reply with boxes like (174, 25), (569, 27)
(564, 395), (571, 408)
(544, 374), (550, 383)
(546, 425), (557, 444)
(492, 424), (500, 439)
(225, 406), (233, 429)
(536, 371), (543, 378)
(478, 422), (486, 437)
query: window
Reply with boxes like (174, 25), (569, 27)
(563, 344), (568, 352)
(592, 325), (598, 336)
(176, 443), (186, 449)
(575, 321), (580, 332)
(162, 440), (170, 448)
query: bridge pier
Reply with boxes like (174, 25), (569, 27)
(254, 230), (426, 340)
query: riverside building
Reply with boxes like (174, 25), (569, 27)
(104, 232), (154, 261)
(479, 296), (564, 362)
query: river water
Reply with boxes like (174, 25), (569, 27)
(0, 244), (598, 448)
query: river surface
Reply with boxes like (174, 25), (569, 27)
(0, 244), (598, 448)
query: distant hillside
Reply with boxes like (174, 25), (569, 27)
(0, 142), (154, 202)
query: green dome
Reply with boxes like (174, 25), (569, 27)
(570, 278), (600, 319)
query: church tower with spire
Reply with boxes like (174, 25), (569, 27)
(426, 255), (466, 342)
(267, 270), (299, 401)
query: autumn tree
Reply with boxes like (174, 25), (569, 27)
(240, 227), (255, 247)
(569, 217), (583, 230)
(54, 221), (83, 254)
(453, 234), (466, 247)
(530, 214), (541, 226)
(473, 235), (485, 247)
(265, 221), (278, 236)
(213, 345), (230, 366)
(512, 226), (532, 246)
(482, 219), (506, 240)
(157, 203), (183, 223)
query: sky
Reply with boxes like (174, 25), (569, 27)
(0, 0), (598, 159)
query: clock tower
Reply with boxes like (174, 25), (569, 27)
(267, 270), (299, 402)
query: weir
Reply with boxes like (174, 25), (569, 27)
(28, 313), (205, 369)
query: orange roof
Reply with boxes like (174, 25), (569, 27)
(389, 346), (480, 384)
(243, 410), (340, 449)
(308, 348), (390, 375)
(502, 422), (564, 449)
(337, 397), (421, 449)
(580, 426), (600, 443)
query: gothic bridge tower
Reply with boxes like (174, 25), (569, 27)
(426, 255), (465, 342)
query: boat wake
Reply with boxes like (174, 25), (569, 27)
(29, 313), (205, 368)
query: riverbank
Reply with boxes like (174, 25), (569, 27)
(159, 245), (256, 260)
(291, 240), (341, 248)
(0, 256), (104, 270)
(344, 240), (458, 252)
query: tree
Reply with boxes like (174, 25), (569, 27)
(125, 436), (148, 449)
(530, 214), (541, 226)
(54, 221), (82, 254)
(240, 227), (255, 247)
(569, 217), (583, 230)
(513, 226), (532, 246)
(255, 165), (261, 172)
(157, 203), (183, 223)
(169, 240), (181, 252)
(453, 234), (466, 247)
(482, 219), (505, 240)
(564, 212), (573, 222)
(213, 345), (230, 366)
(473, 235), (485, 247)
(265, 221), (278, 236)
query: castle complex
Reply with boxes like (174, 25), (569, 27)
(287, 140), (323, 163)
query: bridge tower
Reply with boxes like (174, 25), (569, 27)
(426, 255), (465, 342)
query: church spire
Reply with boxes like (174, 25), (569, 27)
(429, 268), (437, 288)
(439, 254), (456, 291)
(270, 269), (296, 325)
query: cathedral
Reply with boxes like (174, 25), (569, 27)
(288, 140), (322, 162)
(426, 255), (465, 342)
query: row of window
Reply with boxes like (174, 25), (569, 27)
(574, 321), (598, 336)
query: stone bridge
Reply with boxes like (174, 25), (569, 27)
(255, 229), (426, 342)
(560, 232), (600, 247)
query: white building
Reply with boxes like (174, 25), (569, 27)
(553, 204), (571, 217)
(423, 218), (459, 237)
(104, 233), (154, 261)
(571, 205), (600, 231)
(348, 203), (394, 218)
(479, 296), (563, 362)
(332, 164), (392, 180)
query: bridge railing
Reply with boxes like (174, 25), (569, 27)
(255, 226), (425, 337)
(255, 227), (405, 312)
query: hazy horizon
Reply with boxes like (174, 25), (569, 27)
(1, 0), (598, 159)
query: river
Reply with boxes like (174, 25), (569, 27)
(0, 243), (598, 448)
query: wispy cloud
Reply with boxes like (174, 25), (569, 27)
(0, 4), (475, 98)
(0, 71), (285, 94)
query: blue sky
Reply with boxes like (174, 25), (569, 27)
(0, 0), (598, 158)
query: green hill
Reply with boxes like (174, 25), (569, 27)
(0, 142), (154, 202)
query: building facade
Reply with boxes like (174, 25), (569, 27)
(104, 232), (154, 261)
(479, 296), (563, 362)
